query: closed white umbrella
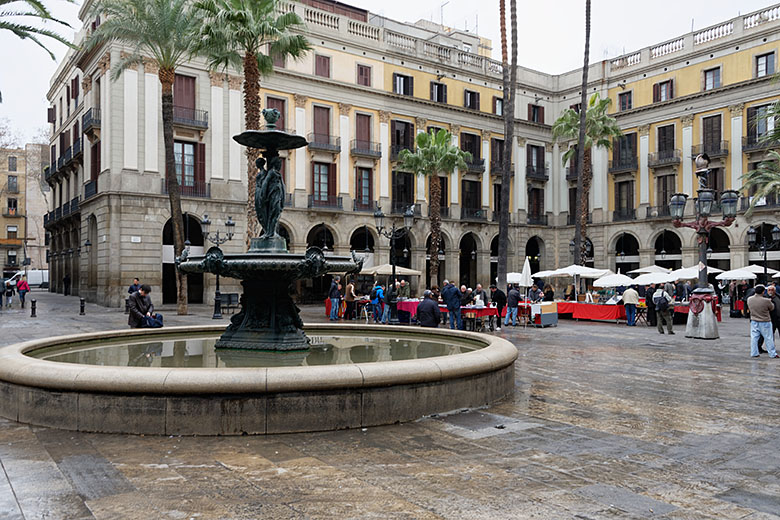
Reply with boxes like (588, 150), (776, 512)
(715, 269), (757, 281)
(518, 257), (534, 287)
(628, 265), (672, 274)
(593, 271), (635, 288)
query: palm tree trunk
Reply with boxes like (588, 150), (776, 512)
(574, 0), (591, 266)
(429, 174), (442, 284)
(497, 0), (517, 288)
(243, 51), (262, 247)
(159, 67), (187, 315)
(579, 148), (593, 264)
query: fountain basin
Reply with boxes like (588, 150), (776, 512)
(0, 325), (517, 435)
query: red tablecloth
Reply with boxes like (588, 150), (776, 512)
(673, 303), (722, 321)
(556, 302), (626, 321)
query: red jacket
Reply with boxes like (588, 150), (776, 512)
(16, 280), (30, 292)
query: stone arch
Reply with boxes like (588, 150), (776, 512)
(613, 232), (640, 273)
(306, 223), (336, 251)
(162, 214), (204, 305)
(525, 236), (544, 274)
(458, 230), (485, 252)
(278, 218), (297, 247)
(349, 226), (375, 253)
(459, 232), (479, 287)
(652, 229), (683, 269)
(277, 223), (292, 251)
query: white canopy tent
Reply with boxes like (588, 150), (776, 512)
(669, 265), (724, 280)
(740, 264), (779, 275)
(360, 264), (422, 276)
(715, 269), (757, 281)
(628, 265), (672, 274)
(632, 271), (676, 285)
(535, 264), (612, 300)
(593, 271), (635, 288)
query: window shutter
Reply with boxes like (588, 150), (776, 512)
(474, 92), (480, 110)
(195, 143), (206, 186)
(526, 146), (533, 168)
(537, 146), (545, 169)
(429, 81), (435, 101)
(329, 163), (336, 197)
(669, 80), (674, 99)
(652, 83), (660, 103)
(408, 76), (414, 96)
(73, 121), (79, 138)
(73, 78), (80, 99)
(443, 84), (447, 104)
(629, 133), (637, 155)
(538, 105), (544, 123)
(311, 162), (316, 195)
(492, 97), (497, 113)
(93, 141), (101, 180)
(527, 104), (533, 121)
(392, 73), (398, 93)
(48, 107), (55, 123)
(769, 55), (776, 75)
(355, 167), (360, 202)
(747, 107), (757, 136)
(66, 86), (71, 104)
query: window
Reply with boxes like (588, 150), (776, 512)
(174, 141), (195, 187)
(462, 180), (481, 210)
(462, 43), (472, 53)
(357, 64), (371, 87)
(7, 250), (17, 266)
(312, 162), (333, 202)
(460, 133), (480, 159)
(653, 80), (673, 102)
(614, 133), (637, 165)
(313, 106), (331, 142)
(570, 103), (582, 113)
(493, 96), (503, 115)
(355, 113), (371, 145)
(7, 175), (17, 193)
(464, 90), (480, 110)
(266, 97), (286, 130)
(6, 198), (17, 215)
(618, 92), (632, 111)
(527, 145), (545, 174)
(756, 52), (775, 78)
(493, 183), (503, 215)
(615, 181), (634, 214)
(657, 125), (675, 152)
(173, 74), (196, 111)
(657, 174), (676, 207)
(528, 188), (544, 217)
(90, 140), (101, 181)
(8, 156), (17, 172)
(704, 68), (721, 90)
(430, 82), (447, 103)
(7, 226), (17, 239)
(315, 55), (331, 78)
(355, 167), (373, 209)
(272, 54), (285, 69)
(392, 73), (413, 96)
(392, 171), (414, 211)
(391, 120), (414, 150)
(702, 115), (721, 153)
(747, 105), (774, 140)
(430, 175), (448, 210)
(490, 138), (504, 168)
(527, 104), (544, 123)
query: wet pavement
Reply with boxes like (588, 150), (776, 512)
(1, 290), (779, 519)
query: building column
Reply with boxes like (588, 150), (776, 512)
(476, 251), (490, 288)
(444, 250), (458, 284)
(123, 68), (139, 171)
(294, 94), (308, 206)
(554, 142), (565, 218)
(592, 146), (608, 217)
(682, 246), (698, 268)
(639, 124), (650, 206)
(227, 75), (242, 182)
(338, 103), (351, 205)
(450, 125), (461, 218)
(729, 103), (744, 191)
(379, 111), (391, 207)
(415, 118), (427, 213)
(209, 72), (224, 180)
(681, 114), (694, 195)
(481, 131), (490, 209)
(729, 244), (749, 269)
(515, 137), (526, 221)
(639, 247), (654, 268)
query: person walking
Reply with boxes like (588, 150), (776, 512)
(645, 283), (657, 327)
(344, 278), (357, 321)
(328, 275), (341, 321)
(748, 284), (779, 358)
(622, 285), (640, 326)
(16, 276), (30, 308)
(504, 285), (521, 327)
(653, 285), (674, 335)
(63, 273), (71, 296)
(441, 280), (462, 330)
(415, 290), (441, 328)
(370, 283), (384, 324)
(4, 281), (15, 308)
(490, 284), (506, 331)
(757, 284), (780, 352)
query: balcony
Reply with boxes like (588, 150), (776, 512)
(461, 207), (487, 221)
(3, 208), (22, 218)
(72, 137), (83, 162)
(390, 201), (420, 215)
(527, 214), (548, 226)
(54, 207), (62, 220)
(648, 149), (681, 168)
(82, 108), (101, 135)
(353, 199), (376, 212)
(613, 208), (636, 221)
(390, 144), (414, 161)
(567, 213), (592, 225)
(740, 194), (780, 211)
(308, 194), (343, 210)
(172, 106), (209, 129)
(62, 201), (71, 216)
(565, 167), (579, 181)
(645, 205), (671, 219)
(743, 134), (780, 152)
(691, 141), (729, 158)
(609, 156), (638, 174)
(63, 146), (73, 166)
(526, 164), (549, 181)
(71, 196), (80, 214)
(465, 158), (485, 173)
(6, 184), (18, 194)
(350, 139), (381, 158)
(44, 165), (52, 182)
(84, 179), (98, 199)
(43, 212), (49, 226)
(307, 133), (341, 153)
(57, 156), (64, 173)
(161, 178), (211, 198)
(438, 206), (449, 218)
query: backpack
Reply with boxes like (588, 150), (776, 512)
(654, 294), (669, 312)
(370, 287), (378, 300)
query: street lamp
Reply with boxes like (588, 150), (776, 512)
(747, 223), (780, 283)
(373, 205), (415, 324)
(202, 215), (235, 319)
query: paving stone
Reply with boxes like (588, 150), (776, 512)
(576, 483), (678, 516)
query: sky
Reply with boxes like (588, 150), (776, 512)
(0, 0), (775, 143)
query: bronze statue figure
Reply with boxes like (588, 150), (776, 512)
(255, 156), (285, 239)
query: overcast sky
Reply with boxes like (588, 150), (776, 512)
(0, 0), (774, 143)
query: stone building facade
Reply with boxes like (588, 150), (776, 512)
(44, 0), (780, 307)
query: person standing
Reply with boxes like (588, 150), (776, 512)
(490, 284), (506, 331)
(344, 278), (357, 320)
(328, 276), (341, 321)
(128, 277), (141, 294)
(505, 285), (521, 327)
(397, 279), (411, 323)
(4, 281), (14, 308)
(16, 276), (30, 308)
(381, 282), (396, 324)
(645, 283), (657, 327)
(622, 285), (640, 326)
(63, 273), (71, 296)
(653, 285), (674, 335)
(370, 283), (384, 324)
(528, 284), (543, 303)
(473, 284), (488, 307)
(748, 285), (779, 358)
(542, 284), (554, 301)
(415, 290), (441, 328)
(441, 280), (462, 330)
(128, 284), (155, 328)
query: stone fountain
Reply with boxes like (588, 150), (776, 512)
(177, 109), (363, 350)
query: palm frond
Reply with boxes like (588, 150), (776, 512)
(552, 93), (621, 165)
(741, 150), (780, 217)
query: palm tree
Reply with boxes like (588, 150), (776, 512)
(742, 150), (780, 216)
(495, 0), (517, 289)
(571, 0), (591, 265)
(87, 0), (205, 315)
(397, 129), (470, 284)
(552, 93), (622, 263)
(195, 0), (309, 245)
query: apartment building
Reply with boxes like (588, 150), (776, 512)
(44, 0), (780, 306)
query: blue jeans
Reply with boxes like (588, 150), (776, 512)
(750, 320), (777, 357)
(329, 298), (340, 320)
(625, 304), (636, 326)
(373, 303), (382, 322)
(448, 307), (463, 330)
(382, 303), (392, 323)
(504, 306), (517, 326)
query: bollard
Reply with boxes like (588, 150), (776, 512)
(30, 299), (36, 318)
(79, 298), (86, 316)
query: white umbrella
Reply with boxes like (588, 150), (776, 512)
(669, 265), (724, 280)
(534, 269), (559, 278)
(518, 257), (534, 287)
(554, 264), (612, 278)
(360, 264), (422, 276)
(633, 271), (676, 285)
(741, 264), (779, 275)
(628, 265), (672, 274)
(593, 271), (635, 288)
(715, 269), (757, 281)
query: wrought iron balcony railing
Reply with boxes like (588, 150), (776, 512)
(648, 149), (681, 167)
(526, 164), (549, 181)
(645, 205), (671, 219)
(82, 108), (101, 133)
(461, 207), (487, 221)
(307, 133), (341, 153)
(608, 156), (638, 173)
(353, 199), (376, 212)
(72, 137), (83, 160)
(161, 178), (211, 198)
(465, 158), (485, 173)
(567, 213), (592, 225)
(691, 141), (729, 158)
(84, 179), (98, 199)
(565, 167), (579, 181)
(527, 214), (547, 225)
(350, 139), (381, 158)
(63, 146), (73, 166)
(743, 134), (780, 152)
(613, 208), (636, 221)
(172, 106), (209, 129)
(308, 194), (343, 209)
(390, 144), (414, 161)
(390, 201), (420, 215)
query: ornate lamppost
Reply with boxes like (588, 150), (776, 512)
(747, 223), (780, 284)
(374, 205), (415, 324)
(201, 214), (235, 319)
(669, 153), (739, 339)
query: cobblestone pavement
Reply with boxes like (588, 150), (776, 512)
(1, 290), (779, 519)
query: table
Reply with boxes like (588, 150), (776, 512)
(556, 302), (627, 322)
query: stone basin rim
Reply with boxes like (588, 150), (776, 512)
(0, 324), (518, 395)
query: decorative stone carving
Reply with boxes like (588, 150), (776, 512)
(729, 103), (745, 117)
(143, 59), (158, 75)
(82, 76), (92, 94)
(450, 124), (461, 135)
(294, 94), (308, 108)
(415, 117), (427, 128)
(481, 129), (491, 140)
(97, 53), (111, 73)
(516, 137), (526, 147)
(209, 71), (226, 87)
(638, 124), (651, 137)
(227, 75), (243, 90)
(379, 110), (391, 123)
(338, 103), (352, 116)
(681, 114), (695, 126)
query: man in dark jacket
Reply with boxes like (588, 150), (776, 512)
(490, 284), (506, 331)
(441, 279), (463, 330)
(645, 283), (657, 326)
(381, 282), (397, 324)
(128, 277), (141, 294)
(328, 275), (341, 321)
(504, 285), (521, 326)
(757, 284), (780, 352)
(416, 290), (441, 327)
(128, 285), (155, 328)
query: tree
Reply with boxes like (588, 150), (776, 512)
(87, 0), (205, 315)
(195, 0), (309, 246)
(0, 117), (21, 147)
(552, 93), (622, 263)
(496, 0), (517, 289)
(742, 99), (780, 215)
(397, 129), (470, 283)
